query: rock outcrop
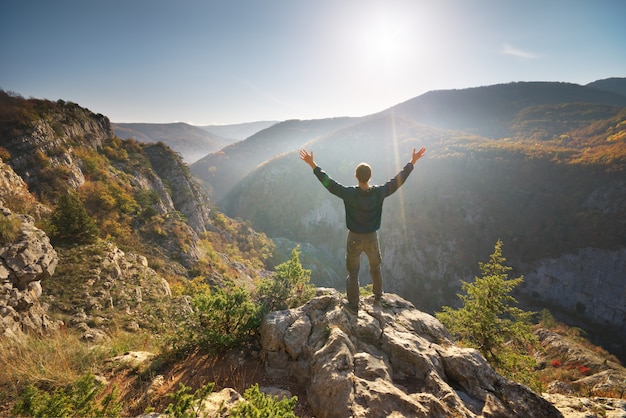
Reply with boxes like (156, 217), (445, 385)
(0, 158), (48, 218)
(2, 105), (113, 191)
(1, 96), (214, 268)
(0, 206), (59, 337)
(143, 143), (212, 234)
(260, 289), (562, 418)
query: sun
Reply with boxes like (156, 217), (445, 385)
(354, 11), (414, 68)
(370, 20), (403, 58)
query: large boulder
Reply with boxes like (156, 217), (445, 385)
(260, 289), (562, 418)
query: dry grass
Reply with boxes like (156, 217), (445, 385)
(0, 327), (168, 416)
(0, 212), (22, 243)
(0, 329), (107, 390)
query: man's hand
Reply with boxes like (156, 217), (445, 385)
(411, 147), (426, 165)
(299, 149), (317, 169)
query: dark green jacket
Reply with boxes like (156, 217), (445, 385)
(313, 163), (414, 233)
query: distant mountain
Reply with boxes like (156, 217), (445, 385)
(190, 117), (358, 198)
(200, 121), (278, 141)
(112, 122), (231, 164)
(385, 81), (626, 138)
(586, 77), (626, 97)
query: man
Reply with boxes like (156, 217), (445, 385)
(299, 147), (426, 314)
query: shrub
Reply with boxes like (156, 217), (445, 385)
(0, 212), (22, 244)
(12, 373), (122, 418)
(163, 382), (215, 418)
(257, 246), (315, 311)
(172, 286), (263, 354)
(230, 384), (297, 418)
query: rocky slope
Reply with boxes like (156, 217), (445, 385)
(42, 242), (174, 342)
(0, 205), (59, 337)
(0, 93), (217, 268)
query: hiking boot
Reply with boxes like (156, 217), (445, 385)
(342, 301), (359, 315)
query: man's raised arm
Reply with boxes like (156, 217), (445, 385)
(299, 149), (317, 170)
(411, 147), (426, 165)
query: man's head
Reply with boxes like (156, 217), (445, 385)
(355, 163), (372, 184)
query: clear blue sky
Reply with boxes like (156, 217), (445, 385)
(1, 0), (625, 125)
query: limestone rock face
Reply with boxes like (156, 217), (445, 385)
(260, 289), (562, 418)
(143, 144), (212, 234)
(0, 206), (59, 337)
(522, 248), (626, 333)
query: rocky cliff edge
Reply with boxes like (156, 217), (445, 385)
(260, 289), (562, 418)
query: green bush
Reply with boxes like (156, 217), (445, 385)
(173, 286), (263, 354)
(163, 382), (215, 418)
(230, 384), (297, 417)
(257, 246), (315, 311)
(12, 373), (122, 418)
(0, 213), (22, 244)
(48, 192), (98, 245)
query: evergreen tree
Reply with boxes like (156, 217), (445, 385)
(50, 192), (99, 245)
(436, 240), (538, 385)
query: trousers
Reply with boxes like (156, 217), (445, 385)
(345, 230), (382, 308)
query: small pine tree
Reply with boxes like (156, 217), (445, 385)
(49, 192), (98, 245)
(163, 382), (215, 418)
(257, 246), (315, 311)
(436, 240), (539, 386)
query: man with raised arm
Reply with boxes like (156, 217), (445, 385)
(299, 147), (426, 314)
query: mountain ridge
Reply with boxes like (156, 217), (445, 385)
(385, 81), (626, 138)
